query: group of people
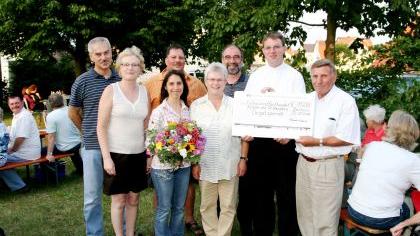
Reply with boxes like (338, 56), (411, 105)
(0, 31), (418, 236)
(0, 91), (83, 191)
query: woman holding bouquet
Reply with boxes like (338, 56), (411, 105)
(97, 46), (150, 236)
(191, 62), (248, 236)
(147, 69), (191, 236)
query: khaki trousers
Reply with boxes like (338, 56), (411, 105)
(296, 155), (344, 236)
(199, 176), (239, 236)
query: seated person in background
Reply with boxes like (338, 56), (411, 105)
(347, 110), (420, 230)
(44, 93), (83, 175)
(0, 107), (10, 167)
(0, 96), (41, 192)
(391, 212), (420, 236)
(361, 104), (386, 147)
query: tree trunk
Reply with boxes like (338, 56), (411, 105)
(325, 10), (337, 62)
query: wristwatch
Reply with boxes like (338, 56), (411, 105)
(240, 156), (248, 161)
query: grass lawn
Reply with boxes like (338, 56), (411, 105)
(0, 160), (242, 236)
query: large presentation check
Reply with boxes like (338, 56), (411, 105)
(232, 91), (315, 139)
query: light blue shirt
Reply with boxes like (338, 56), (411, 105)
(46, 106), (81, 151)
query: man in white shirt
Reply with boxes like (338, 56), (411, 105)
(295, 59), (360, 236)
(244, 32), (306, 236)
(45, 93), (83, 175)
(0, 96), (41, 192)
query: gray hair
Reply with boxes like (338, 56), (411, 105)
(383, 110), (419, 151)
(363, 104), (386, 123)
(48, 93), (64, 109)
(221, 44), (243, 60)
(87, 37), (111, 54)
(311, 59), (337, 76)
(0, 107), (3, 121)
(204, 62), (228, 80)
(115, 46), (145, 72)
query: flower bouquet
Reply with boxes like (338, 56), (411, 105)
(147, 120), (206, 168)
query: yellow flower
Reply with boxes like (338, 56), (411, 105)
(188, 144), (196, 151)
(156, 142), (163, 150)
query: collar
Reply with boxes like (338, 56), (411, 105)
(316, 85), (338, 102)
(88, 67), (118, 80)
(13, 108), (26, 118)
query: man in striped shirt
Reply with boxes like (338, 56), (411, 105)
(69, 37), (120, 236)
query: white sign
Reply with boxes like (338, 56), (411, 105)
(232, 91), (315, 139)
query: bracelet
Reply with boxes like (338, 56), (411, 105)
(319, 138), (323, 147)
(240, 156), (248, 161)
(47, 151), (53, 155)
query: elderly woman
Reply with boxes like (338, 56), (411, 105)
(361, 104), (386, 147)
(147, 69), (191, 236)
(97, 46), (150, 236)
(347, 110), (420, 230)
(191, 62), (248, 236)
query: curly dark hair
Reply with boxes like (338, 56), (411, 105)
(160, 69), (189, 106)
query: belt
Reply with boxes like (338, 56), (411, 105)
(301, 154), (340, 162)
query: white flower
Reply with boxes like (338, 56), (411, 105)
(183, 134), (192, 142)
(179, 149), (187, 158)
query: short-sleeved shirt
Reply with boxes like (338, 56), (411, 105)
(144, 68), (207, 111)
(224, 73), (249, 97)
(348, 141), (420, 218)
(295, 86), (361, 158)
(46, 106), (81, 151)
(190, 95), (241, 183)
(9, 109), (41, 160)
(69, 68), (120, 150)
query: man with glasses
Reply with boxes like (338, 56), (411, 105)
(69, 37), (121, 236)
(221, 44), (253, 235)
(244, 32), (306, 236)
(221, 44), (249, 97)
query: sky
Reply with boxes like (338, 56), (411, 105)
(289, 10), (391, 46)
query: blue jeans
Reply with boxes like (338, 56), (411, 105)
(348, 203), (410, 229)
(0, 155), (26, 191)
(81, 147), (104, 236)
(151, 167), (191, 236)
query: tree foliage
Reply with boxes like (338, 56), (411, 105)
(187, 0), (419, 63)
(0, 0), (197, 75)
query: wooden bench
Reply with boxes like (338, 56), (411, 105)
(0, 153), (73, 184)
(340, 208), (390, 236)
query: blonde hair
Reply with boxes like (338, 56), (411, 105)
(115, 46), (145, 72)
(383, 110), (419, 151)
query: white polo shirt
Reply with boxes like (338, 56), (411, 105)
(9, 108), (41, 160)
(295, 86), (360, 158)
(190, 95), (241, 183)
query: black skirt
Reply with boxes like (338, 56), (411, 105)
(103, 151), (148, 195)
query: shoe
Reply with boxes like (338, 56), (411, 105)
(185, 220), (204, 236)
(14, 185), (30, 193)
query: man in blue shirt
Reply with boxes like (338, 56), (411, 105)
(69, 37), (120, 236)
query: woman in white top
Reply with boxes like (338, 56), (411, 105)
(147, 69), (191, 236)
(97, 46), (150, 236)
(191, 62), (248, 236)
(347, 110), (420, 230)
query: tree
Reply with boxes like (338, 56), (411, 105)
(187, 0), (418, 63)
(0, 0), (197, 75)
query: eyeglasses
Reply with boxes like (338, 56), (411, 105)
(223, 55), (241, 61)
(206, 78), (226, 83)
(121, 63), (140, 68)
(263, 45), (283, 51)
